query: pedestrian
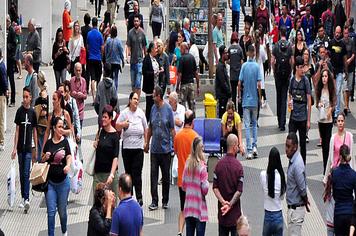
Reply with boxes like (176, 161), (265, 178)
(255, 0), (269, 33)
(213, 133), (244, 236)
(260, 147), (286, 236)
(124, 0), (137, 21)
(172, 30), (185, 69)
(312, 24), (330, 63)
(52, 27), (69, 90)
(321, 2), (335, 39)
(156, 39), (170, 95)
(95, 0), (103, 18)
(94, 63), (118, 127)
(23, 54), (39, 107)
(99, 11), (112, 42)
(213, 13), (224, 65)
(300, 5), (315, 47)
(110, 174), (144, 236)
(142, 42), (162, 121)
(238, 44), (262, 159)
(92, 105), (119, 202)
(228, 0), (241, 32)
(42, 117), (71, 236)
(293, 30), (307, 62)
(272, 26), (293, 131)
(216, 45), (231, 118)
(168, 92), (185, 132)
(87, 183), (115, 236)
(177, 42), (200, 113)
(87, 17), (104, 105)
(63, 0), (73, 44)
(0, 49), (8, 151)
(279, 4), (293, 39)
(342, 26), (355, 115)
(14, 23), (22, 80)
(6, 15), (16, 108)
(285, 132), (310, 236)
(182, 136), (209, 236)
(287, 56), (312, 164)
(289, 16), (305, 45)
(68, 21), (84, 76)
(329, 26), (347, 119)
(189, 33), (200, 75)
(25, 18), (41, 73)
(144, 86), (175, 211)
(149, 0), (164, 38)
(126, 1), (144, 34)
(105, 25), (124, 92)
(228, 32), (244, 108)
(106, 0), (117, 24)
(182, 18), (191, 44)
(173, 110), (198, 235)
(167, 21), (180, 64)
(81, 13), (92, 88)
(116, 92), (148, 207)
(332, 144), (356, 236)
(11, 87), (37, 213)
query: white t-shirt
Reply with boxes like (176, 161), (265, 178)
(117, 107), (148, 149)
(189, 44), (200, 69)
(173, 103), (185, 132)
(260, 170), (284, 211)
(69, 35), (84, 61)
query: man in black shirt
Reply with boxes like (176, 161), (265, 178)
(81, 13), (92, 87)
(177, 42), (200, 113)
(12, 87), (37, 213)
(126, 1), (143, 34)
(6, 15), (17, 107)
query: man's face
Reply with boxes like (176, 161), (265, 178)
(318, 27), (325, 38)
(75, 65), (82, 78)
(133, 3), (139, 12)
(24, 58), (30, 71)
(306, 7), (311, 16)
(28, 22), (34, 32)
(217, 16), (223, 27)
(134, 18), (140, 28)
(153, 90), (161, 105)
(344, 29), (349, 40)
(285, 139), (297, 159)
(334, 27), (342, 39)
(319, 47), (326, 59)
(282, 6), (287, 15)
(295, 65), (305, 77)
(23, 91), (31, 107)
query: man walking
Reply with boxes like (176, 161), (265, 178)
(177, 42), (200, 113)
(213, 134), (244, 236)
(144, 86), (175, 211)
(272, 26), (293, 131)
(285, 132), (310, 235)
(238, 45), (261, 159)
(213, 13), (225, 65)
(25, 19), (41, 73)
(6, 15), (17, 108)
(127, 14), (146, 98)
(23, 54), (39, 107)
(342, 26), (355, 115)
(288, 56), (312, 164)
(228, 0), (241, 32)
(110, 173), (144, 236)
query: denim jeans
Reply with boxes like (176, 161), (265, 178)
(186, 217), (206, 236)
(111, 63), (120, 92)
(45, 176), (70, 236)
(243, 107), (258, 153)
(130, 62), (143, 89)
(37, 133), (44, 162)
(18, 152), (32, 201)
(232, 10), (240, 32)
(262, 210), (283, 236)
(335, 73), (344, 118)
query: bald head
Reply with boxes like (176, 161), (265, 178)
(226, 134), (238, 153)
(335, 26), (342, 39)
(184, 109), (194, 126)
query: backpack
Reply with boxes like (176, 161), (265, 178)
(324, 13), (334, 38)
(290, 76), (308, 105)
(275, 40), (292, 78)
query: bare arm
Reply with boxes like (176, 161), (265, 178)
(11, 126), (19, 159)
(213, 187), (227, 205)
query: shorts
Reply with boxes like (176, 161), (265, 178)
(179, 187), (186, 211)
(343, 72), (354, 91)
(130, 62), (143, 89)
(88, 59), (102, 82)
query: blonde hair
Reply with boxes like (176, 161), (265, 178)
(186, 137), (204, 174)
(237, 215), (250, 233)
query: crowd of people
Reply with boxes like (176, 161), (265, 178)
(0, 0), (356, 235)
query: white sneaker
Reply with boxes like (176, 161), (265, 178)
(261, 100), (267, 108)
(246, 153), (253, 160)
(252, 147), (258, 158)
(18, 199), (25, 208)
(63, 232), (67, 236)
(24, 200), (30, 212)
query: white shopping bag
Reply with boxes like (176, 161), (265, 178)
(67, 136), (79, 177)
(70, 159), (83, 194)
(172, 155), (178, 178)
(7, 161), (16, 207)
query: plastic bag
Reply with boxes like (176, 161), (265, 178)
(7, 161), (16, 207)
(172, 155), (178, 178)
(70, 159), (83, 194)
(68, 136), (79, 177)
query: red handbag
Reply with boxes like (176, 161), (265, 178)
(80, 47), (86, 65)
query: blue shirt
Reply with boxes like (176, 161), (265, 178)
(105, 37), (124, 65)
(87, 28), (104, 61)
(286, 151), (307, 206)
(239, 58), (261, 108)
(150, 102), (174, 154)
(213, 26), (224, 48)
(332, 164), (356, 216)
(110, 197), (143, 236)
(301, 15), (315, 46)
(232, 0), (240, 12)
(279, 16), (293, 39)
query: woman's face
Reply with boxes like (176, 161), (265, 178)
(260, 0), (265, 7)
(322, 71), (329, 85)
(303, 50), (309, 62)
(54, 119), (64, 137)
(102, 112), (112, 127)
(297, 19), (301, 28)
(74, 22), (80, 33)
(227, 108), (234, 117)
(337, 114), (345, 131)
(150, 44), (158, 57)
(178, 33), (184, 44)
(52, 92), (60, 108)
(297, 31), (302, 41)
(57, 31), (63, 41)
(130, 93), (139, 109)
(244, 25), (250, 35)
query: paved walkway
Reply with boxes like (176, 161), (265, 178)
(1, 1), (356, 236)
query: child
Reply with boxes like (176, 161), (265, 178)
(11, 86), (37, 213)
(269, 19), (279, 45)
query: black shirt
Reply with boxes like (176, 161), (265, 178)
(14, 106), (37, 153)
(228, 44), (244, 81)
(178, 53), (197, 85)
(127, 13), (144, 33)
(43, 138), (70, 183)
(81, 25), (92, 49)
(329, 38), (347, 74)
(95, 129), (120, 173)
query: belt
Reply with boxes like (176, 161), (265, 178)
(287, 204), (305, 210)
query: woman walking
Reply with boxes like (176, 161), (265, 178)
(116, 92), (148, 206)
(52, 28), (69, 89)
(260, 147), (286, 236)
(149, 0), (164, 38)
(68, 21), (84, 76)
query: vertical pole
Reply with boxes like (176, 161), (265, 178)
(208, 0), (213, 79)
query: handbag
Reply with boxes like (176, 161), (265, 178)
(85, 129), (101, 176)
(30, 162), (50, 192)
(319, 106), (327, 121)
(80, 47), (86, 65)
(169, 65), (177, 85)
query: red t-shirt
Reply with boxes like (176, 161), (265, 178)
(63, 10), (72, 42)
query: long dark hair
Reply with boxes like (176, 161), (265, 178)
(54, 90), (65, 110)
(315, 68), (335, 107)
(55, 27), (64, 43)
(266, 147), (286, 198)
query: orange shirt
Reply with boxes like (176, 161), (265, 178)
(62, 10), (72, 42)
(174, 128), (198, 187)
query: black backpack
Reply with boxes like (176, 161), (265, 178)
(275, 40), (292, 78)
(324, 13), (334, 38)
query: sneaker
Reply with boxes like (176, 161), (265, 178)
(148, 203), (158, 211)
(279, 126), (285, 131)
(252, 147), (258, 158)
(137, 199), (143, 207)
(246, 153), (253, 160)
(317, 139), (322, 147)
(261, 100), (267, 108)
(63, 232), (67, 236)
(18, 199), (25, 208)
(9, 103), (15, 107)
(162, 203), (168, 209)
(306, 136), (309, 143)
(24, 200), (30, 213)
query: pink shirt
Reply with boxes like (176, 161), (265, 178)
(70, 76), (87, 120)
(332, 132), (352, 168)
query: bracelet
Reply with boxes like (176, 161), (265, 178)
(109, 173), (115, 179)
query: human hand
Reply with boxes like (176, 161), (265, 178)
(307, 120), (310, 130)
(144, 143), (149, 153)
(106, 190), (115, 208)
(93, 141), (98, 149)
(239, 145), (245, 156)
(106, 175), (114, 185)
(63, 165), (71, 174)
(43, 152), (51, 161)
(305, 200), (311, 213)
(11, 150), (16, 160)
(123, 120), (130, 129)
(221, 203), (232, 216)
(76, 135), (81, 143)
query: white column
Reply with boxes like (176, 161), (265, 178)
(0, 0), (7, 131)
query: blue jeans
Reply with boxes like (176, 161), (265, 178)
(262, 210), (283, 236)
(232, 10), (240, 32)
(37, 133), (44, 162)
(130, 62), (143, 89)
(335, 73), (344, 118)
(243, 107), (258, 153)
(111, 63), (120, 92)
(186, 217), (206, 236)
(45, 177), (70, 236)
(18, 152), (32, 201)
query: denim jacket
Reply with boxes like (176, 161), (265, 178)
(105, 37), (124, 65)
